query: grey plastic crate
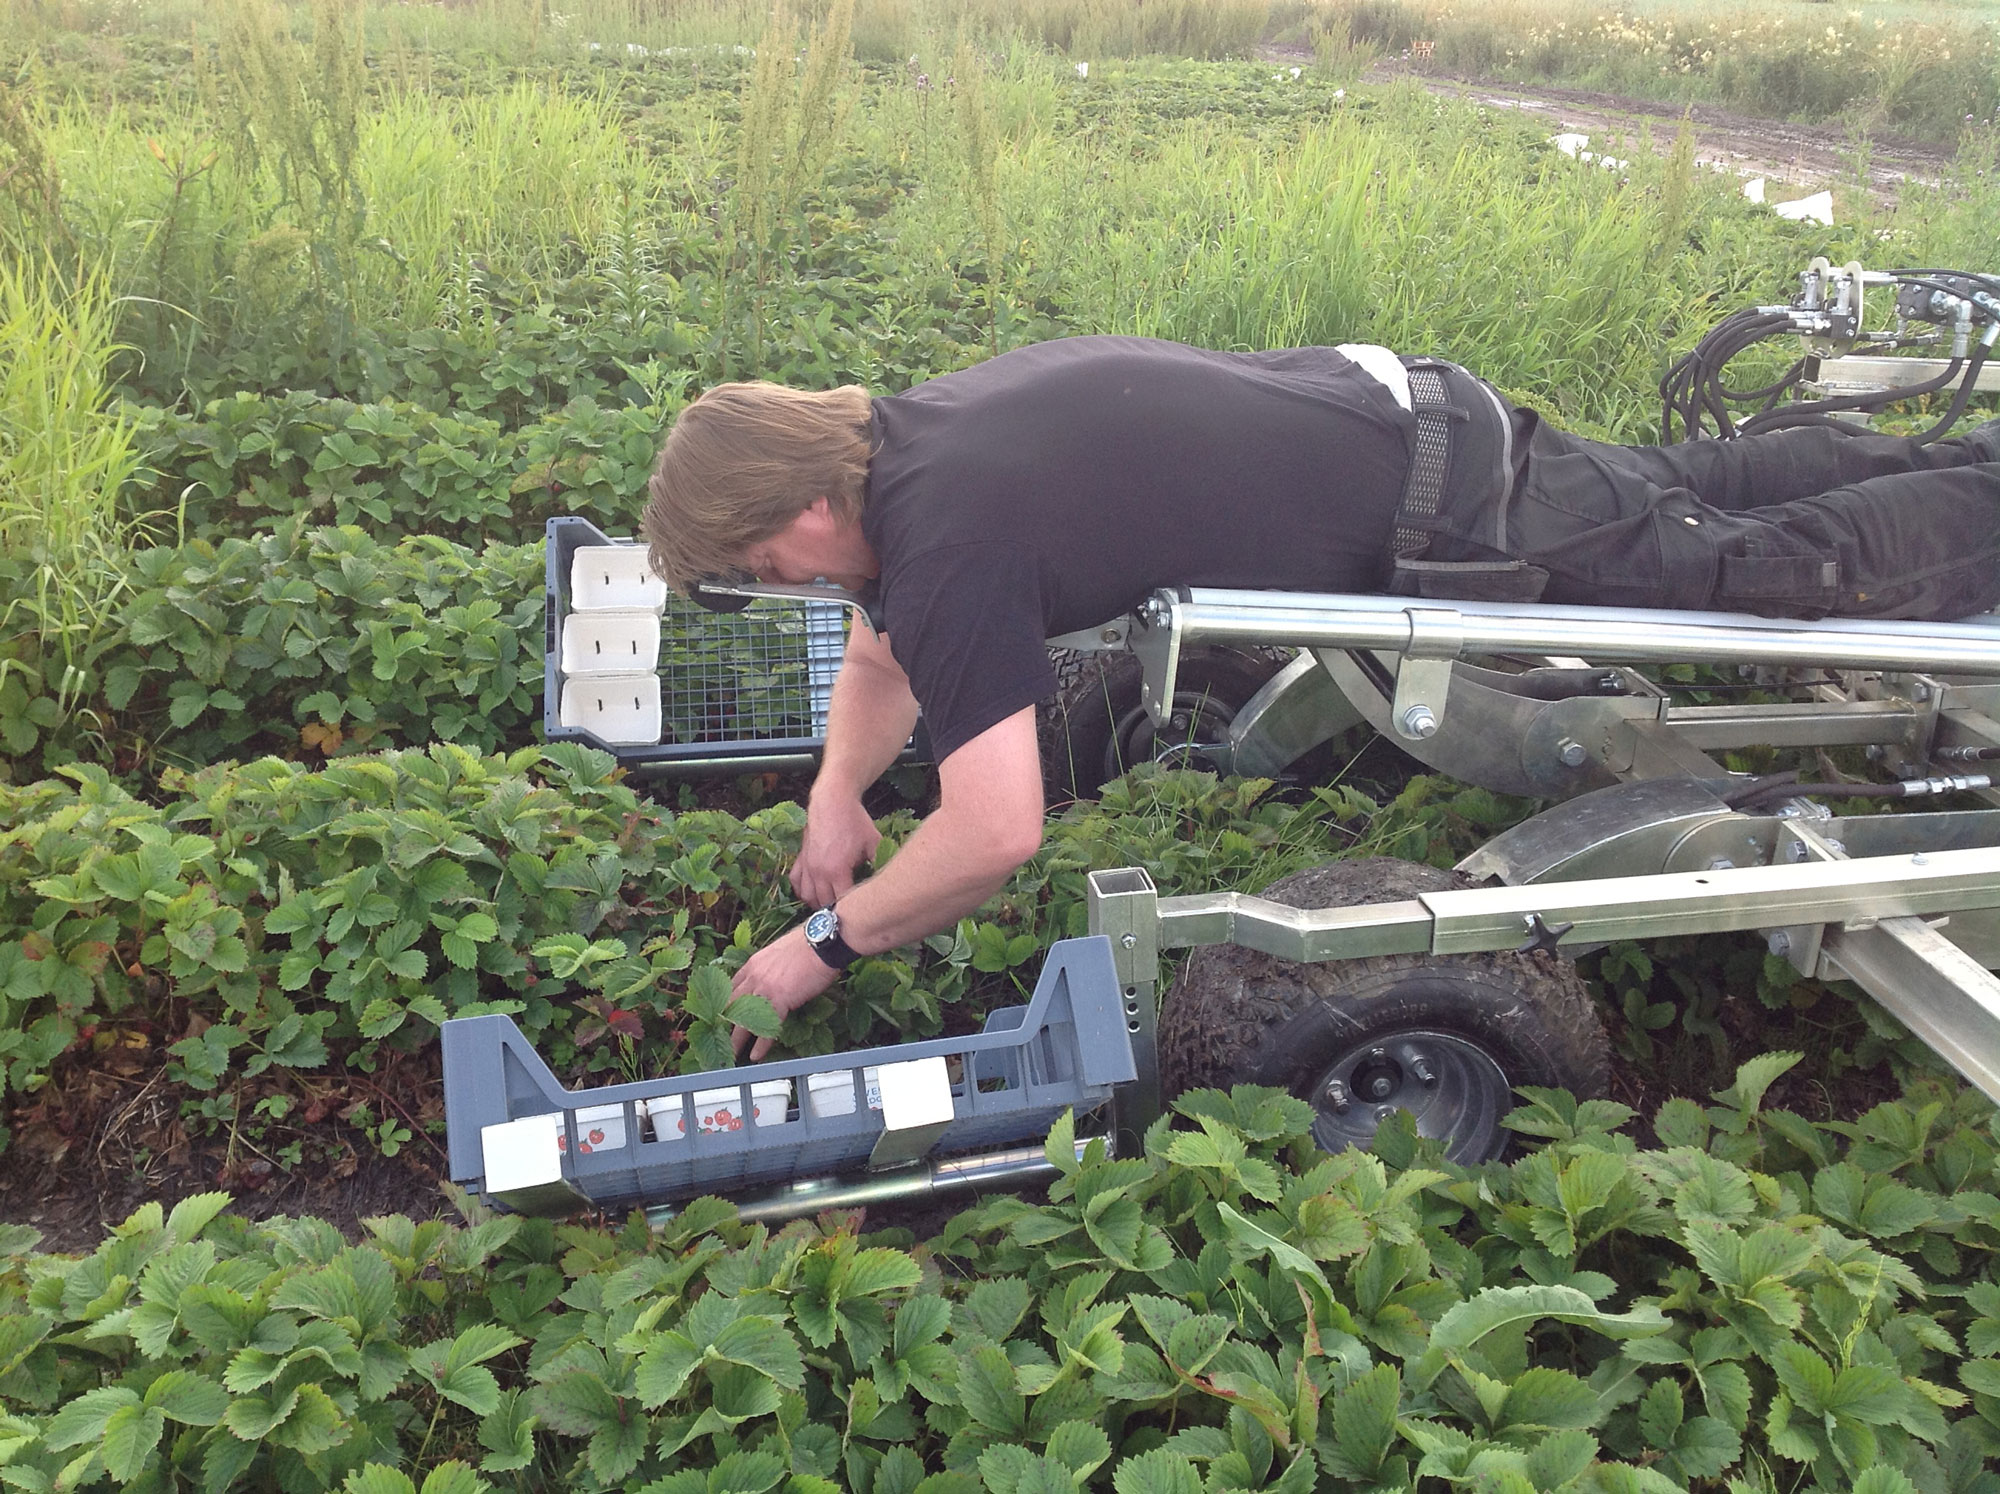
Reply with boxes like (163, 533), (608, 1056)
(545, 515), (851, 771)
(441, 936), (1136, 1215)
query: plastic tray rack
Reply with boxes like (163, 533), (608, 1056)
(441, 936), (1136, 1215)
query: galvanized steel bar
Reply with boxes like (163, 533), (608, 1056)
(1139, 847), (2000, 961)
(1820, 917), (2000, 1103)
(1165, 588), (2000, 676)
(1417, 850), (2000, 951)
(645, 1139), (1088, 1226)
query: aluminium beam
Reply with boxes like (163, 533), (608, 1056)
(1154, 588), (2000, 677)
(1139, 847), (2000, 963)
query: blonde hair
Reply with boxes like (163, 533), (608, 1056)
(642, 381), (874, 592)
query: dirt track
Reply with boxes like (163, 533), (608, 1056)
(1258, 46), (1960, 207)
(1407, 70), (1952, 201)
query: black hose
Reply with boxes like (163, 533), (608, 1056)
(1736, 355), (1966, 437)
(1664, 267), (1999, 445)
(1911, 342), (1995, 443)
(1727, 772), (1994, 812)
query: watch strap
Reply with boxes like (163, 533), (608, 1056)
(807, 907), (860, 971)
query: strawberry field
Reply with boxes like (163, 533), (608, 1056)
(5, 2), (2000, 1491)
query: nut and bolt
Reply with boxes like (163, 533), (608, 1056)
(1119, 933), (1137, 949)
(1411, 1057), (1437, 1086)
(1767, 929), (1793, 958)
(1323, 1080), (1351, 1113)
(1865, 744), (1887, 762)
(1707, 856), (1735, 871)
(1375, 1105), (1398, 1123)
(1557, 738), (1588, 768)
(1099, 627), (1121, 643)
(1400, 704), (1439, 739)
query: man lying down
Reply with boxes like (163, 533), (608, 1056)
(637, 335), (2000, 1055)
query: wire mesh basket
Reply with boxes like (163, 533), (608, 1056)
(545, 516), (854, 771)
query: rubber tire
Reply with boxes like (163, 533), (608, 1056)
(1157, 857), (1610, 1164)
(1040, 646), (1287, 802)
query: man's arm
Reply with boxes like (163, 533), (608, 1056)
(731, 705), (1044, 1058)
(790, 619), (922, 908)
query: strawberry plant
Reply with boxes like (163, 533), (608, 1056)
(4, 1066), (2000, 1492)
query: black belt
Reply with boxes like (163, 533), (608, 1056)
(1390, 363), (1470, 561)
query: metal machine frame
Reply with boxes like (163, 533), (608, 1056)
(1098, 601), (2000, 1130)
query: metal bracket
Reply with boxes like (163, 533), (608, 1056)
(1390, 608), (1464, 740)
(1046, 616), (1132, 652)
(1766, 818), (1846, 976)
(1130, 591), (1186, 727)
(1087, 867), (1164, 1153)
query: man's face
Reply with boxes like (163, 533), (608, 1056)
(737, 497), (877, 590)
(739, 520), (828, 587)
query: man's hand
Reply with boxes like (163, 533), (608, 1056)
(730, 926), (840, 1061)
(728, 705), (1043, 1066)
(792, 793), (880, 907)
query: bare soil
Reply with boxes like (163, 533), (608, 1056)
(1402, 67), (1952, 206)
(1264, 47), (1958, 208)
(0, 1045), (457, 1256)
(1416, 70), (1944, 203)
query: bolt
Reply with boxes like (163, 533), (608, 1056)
(1707, 856), (1734, 870)
(1865, 744), (1886, 762)
(1375, 1105), (1398, 1123)
(1322, 1080), (1350, 1113)
(1361, 1071), (1396, 1101)
(1767, 929), (1793, 958)
(1411, 1057), (1437, 1085)
(1825, 839), (1845, 856)
(1099, 627), (1120, 644)
(1400, 704), (1438, 739)
(1913, 682), (1932, 703)
(1557, 738), (1588, 768)
(1784, 841), (1809, 863)
(1140, 597), (1169, 628)
(1119, 932), (1137, 949)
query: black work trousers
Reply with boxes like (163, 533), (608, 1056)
(1418, 379), (2000, 620)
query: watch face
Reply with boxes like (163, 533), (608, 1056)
(804, 908), (837, 943)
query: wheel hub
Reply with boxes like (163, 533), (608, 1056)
(1308, 1030), (1513, 1164)
(1109, 691), (1235, 778)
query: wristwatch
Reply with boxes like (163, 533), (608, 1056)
(803, 905), (860, 971)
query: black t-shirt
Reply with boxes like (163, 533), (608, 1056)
(861, 336), (1413, 759)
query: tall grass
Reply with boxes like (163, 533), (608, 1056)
(726, 0), (859, 376)
(0, 256), (145, 752)
(358, 82), (661, 327)
(7, 76), (655, 395)
(881, 70), (1758, 435)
